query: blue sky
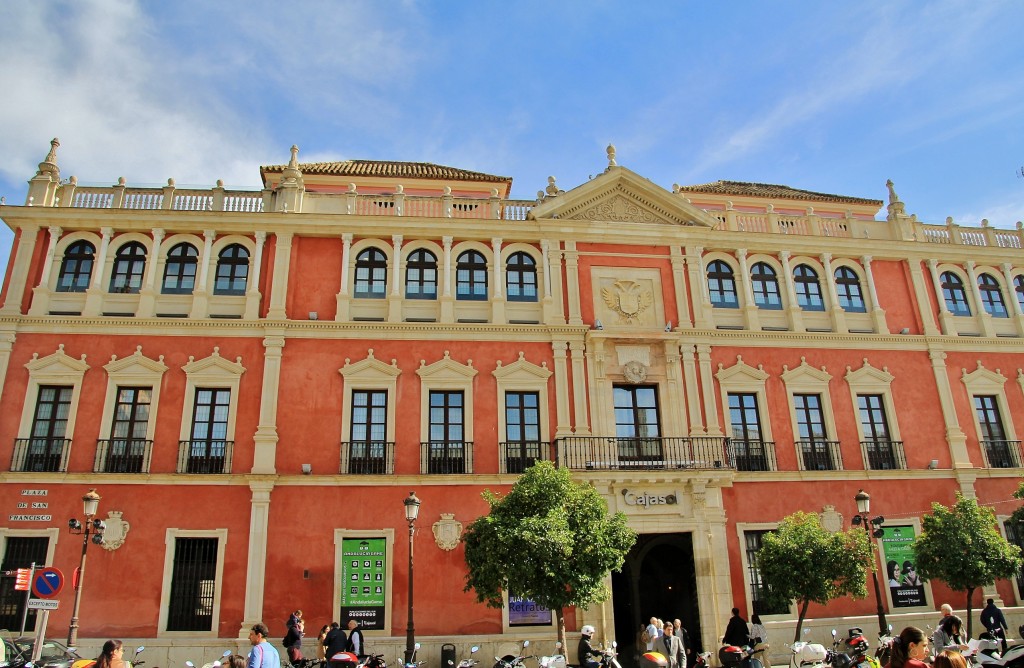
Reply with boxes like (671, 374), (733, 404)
(2, 1), (1024, 273)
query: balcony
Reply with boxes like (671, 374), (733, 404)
(555, 436), (733, 472)
(177, 439), (234, 474)
(94, 438), (153, 473)
(340, 441), (395, 474)
(797, 439), (843, 471)
(420, 441), (474, 474)
(499, 441), (553, 474)
(982, 440), (1023, 468)
(11, 437), (71, 472)
(861, 439), (906, 470)
(732, 439), (778, 472)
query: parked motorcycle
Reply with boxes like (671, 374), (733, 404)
(453, 646), (480, 668)
(597, 642), (621, 668)
(357, 654), (387, 668)
(404, 643), (424, 668)
(186, 650), (232, 668)
(720, 644), (766, 668)
(875, 627), (894, 668)
(537, 643), (565, 668)
(494, 641), (532, 668)
(788, 641), (829, 668)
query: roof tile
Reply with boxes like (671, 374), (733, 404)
(260, 159), (512, 184)
(677, 180), (881, 206)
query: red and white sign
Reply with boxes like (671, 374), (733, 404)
(14, 568), (30, 591)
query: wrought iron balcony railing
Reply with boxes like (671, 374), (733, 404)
(499, 441), (553, 474)
(177, 439), (234, 474)
(861, 439), (906, 470)
(555, 436), (734, 471)
(982, 440), (1023, 468)
(94, 438), (153, 473)
(420, 441), (474, 474)
(797, 439), (843, 471)
(340, 441), (395, 474)
(731, 439), (778, 472)
(11, 437), (72, 472)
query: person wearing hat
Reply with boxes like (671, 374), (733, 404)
(578, 625), (603, 668)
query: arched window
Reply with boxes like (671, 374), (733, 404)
(456, 250), (488, 301)
(978, 273), (1008, 318)
(940, 271), (971, 316)
(834, 266), (866, 313)
(506, 252), (538, 302)
(162, 242), (198, 294)
(1015, 275), (1024, 315)
(793, 264), (824, 311)
(707, 260), (738, 308)
(214, 244), (249, 295)
(750, 262), (782, 310)
(405, 249), (437, 300)
(354, 248), (388, 299)
(109, 242), (147, 294)
(56, 240), (95, 293)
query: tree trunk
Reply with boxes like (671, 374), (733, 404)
(793, 599), (810, 643)
(965, 588), (975, 639)
(557, 608), (567, 660)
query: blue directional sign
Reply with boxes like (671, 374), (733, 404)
(31, 567), (64, 599)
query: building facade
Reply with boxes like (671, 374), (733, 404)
(1, 140), (1023, 663)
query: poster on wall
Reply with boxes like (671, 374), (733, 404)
(340, 537), (387, 629)
(879, 526), (926, 608)
(509, 594), (552, 626)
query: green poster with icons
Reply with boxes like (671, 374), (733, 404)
(879, 526), (926, 608)
(341, 537), (386, 629)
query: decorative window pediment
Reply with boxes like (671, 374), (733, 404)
(781, 358), (832, 389)
(417, 351), (478, 381)
(26, 344), (90, 377)
(844, 359), (894, 388)
(492, 352), (551, 382)
(182, 347), (246, 378)
(961, 362), (1006, 393)
(340, 349), (401, 381)
(105, 345), (168, 377)
(715, 356), (769, 385)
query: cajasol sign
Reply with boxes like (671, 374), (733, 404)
(621, 488), (679, 508)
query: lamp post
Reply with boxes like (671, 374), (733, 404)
(403, 491), (421, 666)
(852, 489), (887, 636)
(67, 488), (105, 647)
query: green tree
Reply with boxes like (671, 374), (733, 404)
(913, 492), (1022, 638)
(462, 461), (637, 649)
(756, 511), (873, 642)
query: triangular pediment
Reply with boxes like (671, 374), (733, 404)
(528, 166), (719, 227)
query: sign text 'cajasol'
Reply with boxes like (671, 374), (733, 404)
(621, 488), (678, 507)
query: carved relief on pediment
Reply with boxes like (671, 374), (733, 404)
(573, 194), (658, 223)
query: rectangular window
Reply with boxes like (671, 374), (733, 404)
(504, 391), (541, 473)
(975, 395), (1014, 467)
(728, 393), (768, 471)
(858, 394), (898, 470)
(1004, 520), (1024, 600)
(349, 390), (388, 474)
(795, 393), (834, 470)
(744, 530), (787, 616)
(614, 385), (662, 462)
(188, 388), (231, 474)
(428, 391), (465, 473)
(25, 386), (73, 472)
(166, 537), (218, 631)
(0, 537), (49, 631)
(104, 387), (152, 473)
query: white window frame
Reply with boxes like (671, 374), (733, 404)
(157, 528), (228, 637)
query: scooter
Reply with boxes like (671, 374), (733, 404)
(453, 646), (480, 668)
(357, 654), (387, 668)
(127, 646), (147, 668)
(537, 643), (566, 668)
(494, 641), (532, 668)
(186, 650), (233, 668)
(403, 643), (425, 668)
(875, 627), (894, 668)
(720, 644), (766, 668)
(597, 642), (621, 668)
(788, 640), (829, 668)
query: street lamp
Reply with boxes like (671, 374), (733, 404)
(67, 488), (105, 647)
(403, 491), (421, 666)
(852, 489), (887, 636)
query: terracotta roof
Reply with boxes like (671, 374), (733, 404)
(677, 180), (882, 206)
(260, 159), (512, 184)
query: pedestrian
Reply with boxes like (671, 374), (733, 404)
(931, 615), (968, 658)
(287, 610), (303, 631)
(981, 599), (1008, 653)
(578, 625), (602, 668)
(226, 656), (247, 668)
(933, 652), (967, 668)
(317, 625), (331, 662)
(635, 623), (647, 662)
(884, 627), (929, 668)
(672, 619), (693, 668)
(284, 618), (305, 664)
(750, 614), (771, 668)
(937, 604), (952, 627)
(660, 623), (684, 668)
(723, 608), (750, 647)
(95, 640), (126, 668)
(323, 622), (348, 661)
(645, 617), (659, 651)
(247, 623), (281, 668)
(346, 619), (365, 658)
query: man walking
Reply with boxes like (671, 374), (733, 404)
(661, 623), (685, 668)
(981, 598), (1009, 652)
(673, 619), (693, 668)
(247, 623), (281, 668)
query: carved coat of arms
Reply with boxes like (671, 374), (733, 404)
(601, 280), (654, 325)
(100, 510), (131, 551)
(432, 513), (463, 551)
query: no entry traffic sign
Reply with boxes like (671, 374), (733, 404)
(31, 567), (64, 599)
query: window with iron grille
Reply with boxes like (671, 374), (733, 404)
(162, 243), (198, 294)
(428, 391), (465, 473)
(614, 385), (662, 461)
(350, 390), (387, 473)
(166, 537), (218, 631)
(506, 252), (538, 302)
(835, 266), (866, 313)
(1004, 520), (1024, 600)
(505, 391), (540, 473)
(750, 262), (782, 310)
(940, 271), (971, 316)
(109, 242), (147, 294)
(456, 250), (488, 301)
(975, 395), (1013, 468)
(744, 530), (787, 616)
(0, 537), (49, 631)
(707, 260), (738, 308)
(794, 264), (824, 311)
(858, 394), (897, 469)
(26, 385), (72, 472)
(188, 389), (230, 473)
(56, 240), (95, 293)
(405, 249), (437, 300)
(796, 393), (834, 470)
(728, 392), (767, 471)
(214, 244), (249, 295)
(106, 387), (152, 473)
(978, 273), (1008, 318)
(354, 248), (388, 298)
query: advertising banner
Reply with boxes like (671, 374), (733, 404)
(340, 537), (387, 629)
(509, 595), (552, 626)
(879, 526), (926, 608)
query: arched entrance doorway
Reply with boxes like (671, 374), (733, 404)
(611, 533), (702, 668)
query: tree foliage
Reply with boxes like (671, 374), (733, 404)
(462, 461), (636, 648)
(913, 492), (1022, 638)
(756, 511), (873, 642)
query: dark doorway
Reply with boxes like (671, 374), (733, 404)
(611, 533), (701, 668)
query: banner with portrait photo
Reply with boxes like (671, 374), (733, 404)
(879, 526), (926, 608)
